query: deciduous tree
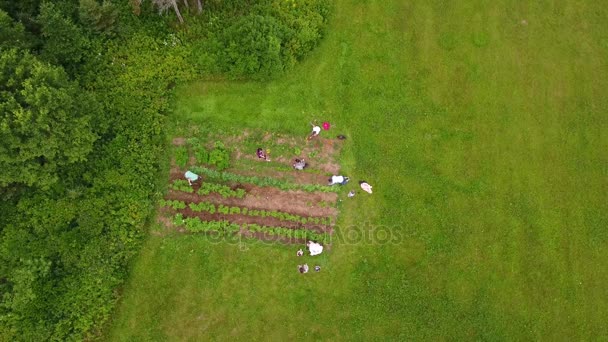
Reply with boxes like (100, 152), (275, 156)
(0, 49), (98, 188)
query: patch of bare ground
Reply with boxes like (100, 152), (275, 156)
(165, 187), (338, 218)
(172, 137), (186, 146)
(154, 209), (187, 236)
(235, 137), (342, 175)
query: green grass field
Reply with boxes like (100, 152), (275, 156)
(107, 0), (608, 340)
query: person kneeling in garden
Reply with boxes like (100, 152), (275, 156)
(256, 148), (270, 161)
(184, 170), (199, 186)
(293, 158), (306, 170)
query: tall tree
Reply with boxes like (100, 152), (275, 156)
(78, 0), (119, 35)
(37, 2), (88, 67)
(0, 49), (98, 189)
(0, 9), (33, 50)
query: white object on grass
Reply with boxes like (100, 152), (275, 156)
(307, 241), (324, 256)
(360, 182), (373, 194)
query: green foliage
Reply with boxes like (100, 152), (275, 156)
(170, 179), (193, 193)
(0, 0), (43, 31)
(197, 182), (245, 198)
(0, 0), (332, 339)
(207, 141), (230, 171)
(195, 147), (210, 164)
(0, 9), (32, 50)
(191, 166), (337, 193)
(173, 146), (189, 168)
(178, 216), (240, 234)
(0, 49), (98, 188)
(187, 201), (214, 212)
(179, 0), (331, 79)
(167, 198), (329, 226)
(172, 213), (184, 226)
(219, 14), (285, 78)
(161, 199), (186, 210)
(38, 2), (89, 67)
(78, 0), (119, 35)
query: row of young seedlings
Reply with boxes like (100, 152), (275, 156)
(160, 199), (332, 226)
(190, 166), (338, 193)
(170, 180), (246, 198)
(173, 214), (330, 244)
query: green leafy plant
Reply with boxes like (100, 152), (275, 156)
(208, 141), (230, 171)
(191, 167), (338, 193)
(174, 146), (189, 168)
(194, 146), (209, 165)
(171, 179), (193, 193)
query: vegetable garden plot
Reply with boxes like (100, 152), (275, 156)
(159, 130), (343, 244)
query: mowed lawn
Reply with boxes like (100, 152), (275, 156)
(107, 0), (608, 340)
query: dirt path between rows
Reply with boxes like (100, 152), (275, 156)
(165, 187), (338, 218)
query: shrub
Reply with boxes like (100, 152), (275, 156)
(219, 14), (285, 79)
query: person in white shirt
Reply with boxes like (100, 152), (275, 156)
(307, 241), (323, 256)
(328, 175), (349, 185)
(307, 123), (321, 140)
(293, 159), (306, 170)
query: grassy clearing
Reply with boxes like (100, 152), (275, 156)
(108, 0), (608, 340)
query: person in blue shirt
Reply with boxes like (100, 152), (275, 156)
(184, 171), (199, 185)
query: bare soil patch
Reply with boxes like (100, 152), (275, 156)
(235, 137), (342, 175)
(166, 187), (338, 218)
(172, 137), (186, 146)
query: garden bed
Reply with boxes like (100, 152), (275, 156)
(159, 129), (344, 244)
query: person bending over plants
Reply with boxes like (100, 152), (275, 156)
(328, 175), (349, 185)
(307, 122), (321, 140)
(184, 170), (199, 186)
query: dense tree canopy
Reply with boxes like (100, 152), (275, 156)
(0, 48), (97, 188)
(0, 0), (331, 339)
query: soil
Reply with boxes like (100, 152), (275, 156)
(234, 137), (342, 175)
(165, 187), (338, 218)
(172, 137), (186, 146)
